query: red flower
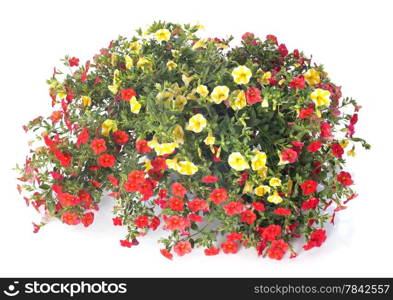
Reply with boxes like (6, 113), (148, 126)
(168, 197), (184, 211)
(210, 188), (228, 204)
(151, 157), (167, 171)
(337, 171), (353, 186)
(307, 141), (322, 152)
(301, 180), (317, 195)
(76, 127), (89, 148)
(164, 215), (189, 231)
(107, 175), (119, 187)
(128, 170), (145, 184)
(58, 192), (80, 207)
(50, 111), (63, 123)
(149, 216), (160, 230)
(112, 217), (122, 226)
(274, 208), (291, 216)
(120, 88), (137, 101)
(98, 154), (115, 168)
(202, 175), (218, 183)
(223, 201), (244, 216)
(331, 143), (344, 159)
(171, 182), (187, 197)
(299, 107), (313, 119)
(124, 180), (139, 192)
(204, 247), (220, 256)
(267, 239), (288, 260)
(61, 212), (80, 225)
(246, 87), (262, 104)
(188, 198), (208, 212)
(320, 122), (332, 138)
(303, 229), (327, 250)
(238, 171), (248, 186)
(302, 197), (319, 210)
(81, 212), (94, 227)
(278, 43), (288, 57)
(134, 216), (149, 228)
(261, 224), (281, 241)
(68, 57), (80, 67)
(160, 249), (173, 260)
(78, 190), (92, 207)
(174, 241), (192, 256)
(291, 141), (304, 148)
(289, 75), (305, 89)
(281, 148), (298, 163)
(135, 140), (151, 153)
(240, 210), (256, 224)
(252, 202), (265, 211)
(266, 34), (278, 45)
(221, 240), (239, 254)
(189, 213), (203, 222)
(54, 149), (72, 167)
(112, 131), (129, 144)
(226, 232), (244, 242)
(91, 139), (107, 155)
(120, 240), (132, 248)
(242, 32), (254, 41)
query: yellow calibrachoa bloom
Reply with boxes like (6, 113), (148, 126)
(230, 90), (247, 110)
(156, 91), (174, 104)
(173, 125), (184, 144)
(143, 158), (152, 172)
(304, 68), (320, 85)
(257, 166), (268, 179)
(258, 71), (272, 85)
(152, 142), (178, 156)
(182, 74), (193, 87)
(57, 91), (66, 100)
(310, 89), (331, 107)
(228, 152), (249, 171)
(340, 140), (349, 148)
(108, 84), (119, 94)
(130, 96), (141, 114)
(166, 158), (180, 171)
(186, 113), (207, 133)
(137, 57), (152, 70)
(196, 85), (209, 97)
(210, 86), (229, 104)
(177, 160), (198, 175)
(166, 60), (177, 70)
(129, 41), (142, 52)
(232, 65), (252, 85)
(269, 177), (282, 187)
(101, 119), (117, 136)
(81, 95), (92, 107)
(347, 148), (356, 157)
(192, 38), (208, 49)
(125, 55), (133, 69)
(267, 191), (283, 204)
(174, 95), (187, 111)
(251, 150), (267, 171)
(154, 29), (171, 42)
(254, 185), (271, 196)
(204, 131), (215, 145)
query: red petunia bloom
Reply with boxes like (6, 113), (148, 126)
(289, 75), (305, 89)
(58, 192), (80, 207)
(76, 127), (89, 148)
(242, 32), (255, 43)
(223, 201), (244, 216)
(240, 210), (256, 224)
(128, 170), (145, 184)
(164, 215), (189, 231)
(204, 246), (220, 256)
(78, 190), (92, 208)
(301, 180), (318, 195)
(274, 208), (292, 216)
(120, 88), (137, 101)
(252, 202), (265, 211)
(299, 107), (314, 119)
(81, 212), (94, 227)
(171, 182), (187, 198)
(107, 175), (119, 187)
(331, 143), (344, 159)
(135, 140), (151, 153)
(267, 239), (289, 260)
(120, 240), (132, 248)
(134, 216), (149, 228)
(149, 216), (160, 230)
(337, 171), (353, 186)
(320, 122), (332, 138)
(266, 34), (278, 45)
(301, 197), (319, 210)
(202, 175), (218, 183)
(168, 197), (184, 211)
(221, 240), (239, 254)
(174, 241), (192, 256)
(226, 232), (244, 242)
(303, 229), (327, 250)
(112, 217), (122, 226)
(112, 131), (129, 144)
(160, 249), (173, 260)
(124, 180), (139, 192)
(188, 213), (203, 222)
(188, 198), (208, 212)
(98, 154), (116, 168)
(246, 87), (262, 104)
(210, 188), (228, 204)
(54, 149), (72, 167)
(261, 224), (281, 241)
(307, 141), (322, 152)
(278, 43), (288, 57)
(61, 212), (80, 225)
(238, 171), (248, 186)
(151, 157), (167, 171)
(68, 57), (80, 67)
(50, 111), (63, 123)
(281, 148), (298, 163)
(91, 139), (107, 155)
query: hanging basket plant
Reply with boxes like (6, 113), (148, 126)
(16, 21), (370, 260)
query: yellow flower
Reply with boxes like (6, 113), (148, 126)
(154, 29), (171, 42)
(137, 57), (152, 70)
(204, 131), (215, 145)
(254, 185), (271, 196)
(166, 60), (177, 70)
(174, 95), (187, 111)
(340, 140), (349, 148)
(173, 125), (185, 144)
(230, 90), (247, 110)
(125, 55), (133, 69)
(156, 91), (174, 104)
(130, 96), (141, 114)
(166, 158), (180, 171)
(57, 91), (66, 100)
(304, 69), (320, 85)
(102, 119), (117, 136)
(108, 84), (119, 94)
(257, 166), (268, 179)
(310, 89), (331, 107)
(196, 85), (209, 97)
(171, 50), (180, 58)
(81, 95), (92, 107)
(113, 69), (120, 84)
(186, 89), (198, 101)
(182, 74), (193, 87)
(251, 151), (267, 171)
(347, 148), (356, 157)
(129, 41), (142, 53)
(186, 113), (207, 133)
(267, 191), (283, 204)
(143, 158), (152, 172)
(269, 177), (281, 187)
(177, 161), (198, 175)
(210, 86), (230, 104)
(153, 142), (178, 156)
(111, 54), (118, 66)
(192, 38), (208, 49)
(259, 71), (272, 85)
(228, 152), (249, 171)
(232, 65), (252, 85)
(147, 139), (159, 149)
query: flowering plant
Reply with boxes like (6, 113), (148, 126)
(16, 22), (370, 260)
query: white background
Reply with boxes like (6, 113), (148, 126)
(0, 0), (392, 277)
